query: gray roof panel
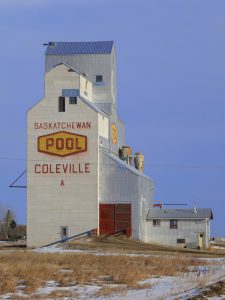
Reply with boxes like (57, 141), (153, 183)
(146, 208), (213, 220)
(78, 95), (108, 117)
(100, 149), (153, 181)
(95, 103), (112, 114)
(46, 41), (114, 55)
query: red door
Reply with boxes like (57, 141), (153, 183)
(115, 204), (131, 237)
(99, 204), (115, 235)
(99, 204), (131, 237)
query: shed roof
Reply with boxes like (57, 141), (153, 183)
(146, 208), (213, 220)
(95, 103), (112, 114)
(79, 95), (108, 117)
(45, 41), (114, 55)
(100, 149), (153, 181)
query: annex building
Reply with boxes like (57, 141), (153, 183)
(27, 41), (213, 249)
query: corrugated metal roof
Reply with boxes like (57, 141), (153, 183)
(79, 95), (108, 117)
(95, 103), (112, 114)
(100, 149), (153, 181)
(45, 41), (114, 55)
(146, 208), (213, 220)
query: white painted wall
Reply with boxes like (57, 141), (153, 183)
(27, 65), (99, 247)
(146, 219), (210, 248)
(80, 75), (93, 101)
(98, 114), (109, 140)
(46, 53), (116, 105)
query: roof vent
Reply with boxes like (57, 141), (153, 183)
(49, 42), (56, 47)
(134, 152), (144, 172)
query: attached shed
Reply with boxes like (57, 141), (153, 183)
(99, 149), (154, 241)
(146, 208), (213, 249)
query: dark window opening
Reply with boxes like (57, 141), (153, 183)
(170, 219), (177, 229)
(200, 233), (204, 237)
(96, 75), (103, 82)
(60, 226), (68, 240)
(58, 97), (65, 112)
(177, 239), (185, 244)
(69, 97), (77, 104)
(153, 219), (160, 227)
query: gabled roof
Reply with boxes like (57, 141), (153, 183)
(146, 208), (213, 220)
(45, 41), (114, 55)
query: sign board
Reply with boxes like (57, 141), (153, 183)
(111, 123), (117, 145)
(38, 131), (87, 157)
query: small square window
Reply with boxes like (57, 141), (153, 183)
(69, 97), (77, 104)
(170, 219), (177, 229)
(96, 75), (103, 82)
(153, 219), (160, 227)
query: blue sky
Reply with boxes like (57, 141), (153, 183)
(0, 0), (224, 236)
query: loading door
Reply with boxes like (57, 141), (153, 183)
(99, 204), (131, 237)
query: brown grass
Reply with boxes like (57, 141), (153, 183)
(67, 236), (225, 257)
(0, 251), (210, 297)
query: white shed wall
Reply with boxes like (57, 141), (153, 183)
(146, 219), (209, 248)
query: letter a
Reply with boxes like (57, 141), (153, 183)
(60, 180), (65, 187)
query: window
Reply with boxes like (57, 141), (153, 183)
(60, 226), (68, 240)
(153, 219), (160, 227)
(69, 97), (77, 104)
(96, 75), (103, 82)
(170, 219), (177, 229)
(177, 239), (185, 244)
(58, 97), (65, 112)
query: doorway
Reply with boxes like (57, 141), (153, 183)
(99, 204), (131, 237)
(197, 232), (204, 249)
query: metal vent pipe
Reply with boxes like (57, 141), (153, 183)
(134, 152), (144, 172)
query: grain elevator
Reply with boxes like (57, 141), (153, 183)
(27, 41), (154, 247)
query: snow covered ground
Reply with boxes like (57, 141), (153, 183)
(1, 245), (225, 299)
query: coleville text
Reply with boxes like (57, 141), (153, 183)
(34, 163), (90, 174)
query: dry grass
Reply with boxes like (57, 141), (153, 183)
(67, 236), (225, 257)
(0, 251), (210, 297)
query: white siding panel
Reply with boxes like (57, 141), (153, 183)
(98, 114), (109, 139)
